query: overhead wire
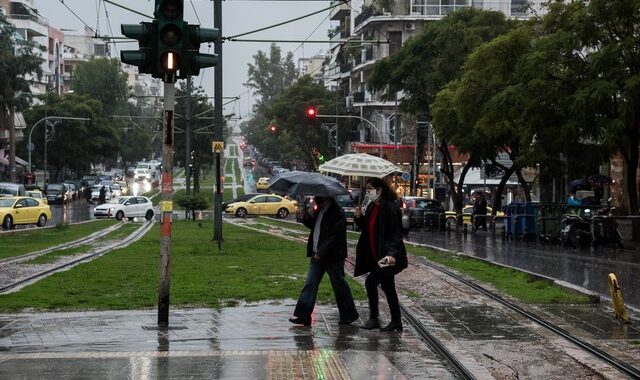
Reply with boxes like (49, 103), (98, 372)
(58, 0), (96, 34)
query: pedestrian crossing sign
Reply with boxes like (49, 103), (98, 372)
(212, 141), (224, 153)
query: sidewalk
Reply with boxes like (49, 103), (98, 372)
(0, 302), (454, 379)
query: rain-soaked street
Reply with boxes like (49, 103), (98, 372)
(406, 228), (640, 310)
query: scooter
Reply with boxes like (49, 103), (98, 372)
(592, 201), (624, 249)
(561, 209), (593, 249)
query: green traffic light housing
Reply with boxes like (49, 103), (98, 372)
(180, 24), (220, 77)
(120, 22), (154, 74)
(155, 0), (184, 79)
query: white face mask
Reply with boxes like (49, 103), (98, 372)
(367, 188), (379, 201)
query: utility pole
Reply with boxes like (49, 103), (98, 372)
(8, 110), (16, 182)
(213, 0), (224, 248)
(185, 76), (192, 220)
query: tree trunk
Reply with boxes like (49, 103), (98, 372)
(516, 168), (532, 202)
(491, 165), (517, 215)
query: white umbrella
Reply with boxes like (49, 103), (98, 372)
(318, 153), (399, 178)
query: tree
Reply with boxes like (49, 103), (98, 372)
(529, 0), (640, 216)
(176, 192), (211, 220)
(0, 14), (44, 180)
(245, 44), (297, 109)
(22, 94), (119, 178)
(369, 8), (513, 215)
(268, 76), (345, 171)
(71, 57), (128, 115)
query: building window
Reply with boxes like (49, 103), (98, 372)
(411, 0), (471, 16)
(511, 0), (527, 16)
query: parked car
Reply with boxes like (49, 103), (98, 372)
(25, 190), (47, 205)
(256, 177), (270, 191)
(90, 185), (113, 203)
(224, 194), (297, 219)
(0, 196), (52, 230)
(445, 205), (504, 227)
(44, 183), (71, 205)
(400, 196), (446, 230)
(93, 196), (155, 221)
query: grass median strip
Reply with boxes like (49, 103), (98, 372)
(0, 221), (365, 312)
(406, 245), (592, 304)
(1, 220), (118, 261)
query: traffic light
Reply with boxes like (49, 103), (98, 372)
(181, 24), (219, 77)
(270, 124), (277, 133)
(306, 106), (317, 124)
(155, 0), (184, 78)
(120, 21), (154, 74)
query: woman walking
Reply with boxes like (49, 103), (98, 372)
(353, 177), (407, 332)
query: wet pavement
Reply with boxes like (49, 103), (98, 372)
(406, 229), (640, 310)
(0, 302), (456, 379)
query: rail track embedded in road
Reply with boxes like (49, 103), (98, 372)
(0, 221), (154, 294)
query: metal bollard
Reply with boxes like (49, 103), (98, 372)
(463, 223), (468, 237)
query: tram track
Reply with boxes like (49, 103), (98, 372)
(0, 221), (154, 294)
(0, 222), (124, 267)
(237, 217), (640, 379)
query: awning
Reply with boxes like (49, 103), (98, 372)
(0, 156), (28, 166)
(14, 113), (26, 128)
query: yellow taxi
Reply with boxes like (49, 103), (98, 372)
(225, 194), (297, 219)
(26, 190), (47, 205)
(1, 196), (52, 230)
(445, 205), (504, 227)
(256, 177), (270, 191)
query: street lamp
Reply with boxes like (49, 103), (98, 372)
(315, 113), (385, 158)
(27, 116), (91, 174)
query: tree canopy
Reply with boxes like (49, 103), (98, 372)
(71, 57), (128, 115)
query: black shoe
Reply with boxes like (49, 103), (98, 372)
(380, 321), (403, 332)
(289, 317), (311, 326)
(339, 314), (359, 325)
(360, 318), (380, 330)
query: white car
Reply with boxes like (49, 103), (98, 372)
(111, 183), (122, 198)
(134, 168), (151, 181)
(90, 185), (112, 203)
(93, 196), (155, 220)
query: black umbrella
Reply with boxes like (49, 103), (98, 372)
(268, 171), (349, 197)
(587, 174), (611, 187)
(568, 178), (586, 190)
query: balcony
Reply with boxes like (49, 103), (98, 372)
(410, 1), (471, 17)
(354, 5), (375, 28)
(330, 1), (350, 21)
(353, 92), (365, 103)
(340, 63), (352, 73)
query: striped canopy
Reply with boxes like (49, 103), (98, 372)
(318, 153), (399, 178)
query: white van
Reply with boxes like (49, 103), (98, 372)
(0, 183), (26, 197)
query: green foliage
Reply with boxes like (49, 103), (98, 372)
(22, 94), (120, 176)
(176, 192), (211, 212)
(71, 57), (128, 115)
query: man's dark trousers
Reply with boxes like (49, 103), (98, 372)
(293, 258), (358, 321)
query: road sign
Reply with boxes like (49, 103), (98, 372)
(401, 172), (410, 181)
(212, 140), (224, 153)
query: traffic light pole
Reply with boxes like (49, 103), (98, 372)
(213, 0), (223, 248)
(158, 76), (176, 326)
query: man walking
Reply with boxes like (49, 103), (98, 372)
(473, 192), (488, 231)
(289, 195), (359, 326)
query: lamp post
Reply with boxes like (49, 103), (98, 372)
(316, 114), (386, 158)
(27, 116), (91, 174)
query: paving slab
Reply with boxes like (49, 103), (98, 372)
(0, 302), (456, 379)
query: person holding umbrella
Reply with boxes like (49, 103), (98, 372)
(353, 177), (407, 332)
(289, 194), (359, 326)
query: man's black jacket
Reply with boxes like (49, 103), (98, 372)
(301, 200), (347, 263)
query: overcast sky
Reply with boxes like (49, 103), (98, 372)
(35, 0), (333, 120)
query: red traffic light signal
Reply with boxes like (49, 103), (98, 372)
(306, 106), (317, 120)
(270, 125), (277, 133)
